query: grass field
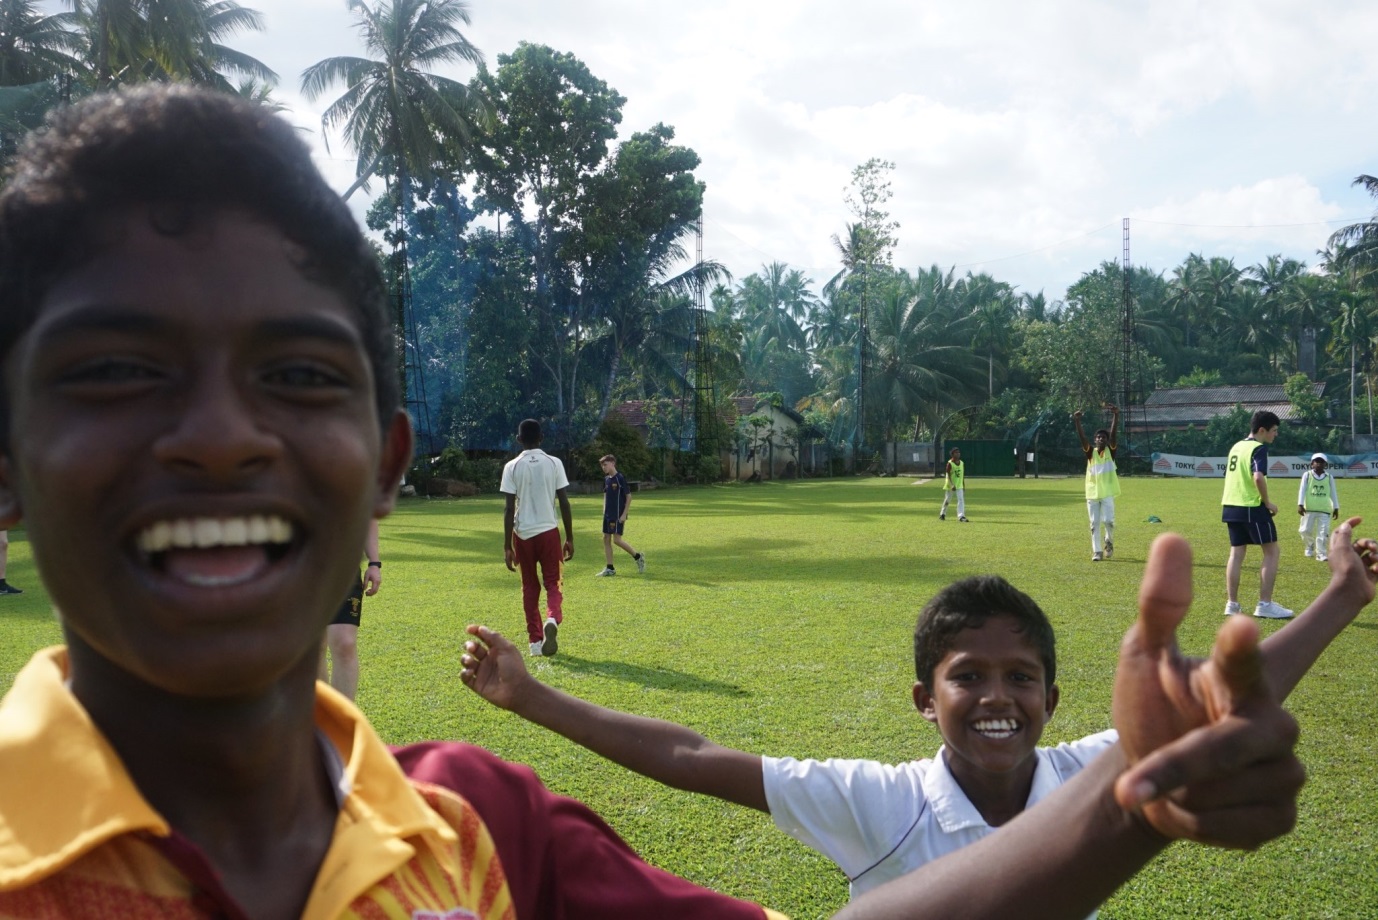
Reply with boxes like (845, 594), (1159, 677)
(2, 475), (1376, 918)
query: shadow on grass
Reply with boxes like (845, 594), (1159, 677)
(547, 654), (747, 697)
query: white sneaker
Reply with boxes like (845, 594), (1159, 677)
(635, 553), (646, 573)
(1092, 552), (1103, 562)
(542, 617), (559, 657)
(1317, 554), (1328, 562)
(1253, 601), (1294, 620)
(1224, 601), (1242, 616)
(1103, 541), (1114, 560)
(595, 566), (615, 577)
(1303, 547), (1314, 558)
(529, 641), (544, 657)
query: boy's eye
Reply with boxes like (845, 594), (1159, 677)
(262, 362), (349, 389)
(59, 357), (164, 386)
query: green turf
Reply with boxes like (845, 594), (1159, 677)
(2, 476), (1375, 918)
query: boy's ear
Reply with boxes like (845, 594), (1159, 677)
(0, 456), (22, 529)
(373, 410), (414, 518)
(913, 681), (939, 725)
(1044, 683), (1060, 720)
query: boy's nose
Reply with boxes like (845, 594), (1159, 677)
(152, 376), (282, 480)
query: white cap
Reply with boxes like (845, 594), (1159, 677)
(1311, 452), (1327, 462)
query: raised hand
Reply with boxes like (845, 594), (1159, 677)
(460, 625), (534, 711)
(1112, 533), (1304, 849)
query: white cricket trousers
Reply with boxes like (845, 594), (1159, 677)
(941, 488), (965, 518)
(1087, 497), (1115, 554)
(1299, 511), (1331, 557)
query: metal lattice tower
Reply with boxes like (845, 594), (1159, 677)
(1121, 218), (1133, 415)
(689, 216), (717, 469)
(396, 235), (436, 456)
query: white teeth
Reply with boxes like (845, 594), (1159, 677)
(137, 515), (295, 554)
(974, 719), (1019, 734)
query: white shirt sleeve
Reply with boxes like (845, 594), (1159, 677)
(1298, 473), (1308, 506)
(1330, 475), (1339, 510)
(499, 458), (517, 495)
(762, 756), (924, 879)
(553, 456), (570, 490)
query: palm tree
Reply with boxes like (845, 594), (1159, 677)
(301, 0), (486, 202)
(67, 0), (274, 89)
(866, 286), (982, 471)
(1329, 176), (1378, 282)
(956, 271), (1016, 399)
(0, 1), (81, 86)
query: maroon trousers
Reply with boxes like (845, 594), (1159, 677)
(513, 527), (564, 642)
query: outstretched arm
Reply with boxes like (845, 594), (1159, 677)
(1258, 517), (1376, 700)
(1073, 409), (1090, 451)
(838, 533), (1304, 920)
(1107, 403), (1120, 449)
(461, 625), (768, 811)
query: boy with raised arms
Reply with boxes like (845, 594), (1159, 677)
(0, 85), (1307, 920)
(1074, 405), (1120, 561)
(463, 522), (1375, 913)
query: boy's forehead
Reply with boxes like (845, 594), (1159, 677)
(941, 615), (1045, 663)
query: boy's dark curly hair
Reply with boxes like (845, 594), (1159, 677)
(913, 575), (1057, 690)
(0, 84), (399, 440)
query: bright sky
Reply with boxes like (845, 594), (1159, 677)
(50, 0), (1378, 302)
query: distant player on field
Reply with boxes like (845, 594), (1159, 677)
(1298, 452), (1340, 562)
(938, 447), (967, 522)
(595, 454), (645, 577)
(500, 419), (574, 656)
(1074, 405), (1120, 562)
(1223, 410), (1291, 619)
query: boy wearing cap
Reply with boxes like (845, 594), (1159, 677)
(1298, 453), (1340, 562)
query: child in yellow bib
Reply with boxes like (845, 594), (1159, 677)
(1074, 406), (1120, 561)
(939, 448), (967, 521)
(1297, 452), (1340, 561)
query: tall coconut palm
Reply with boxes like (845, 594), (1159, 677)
(67, 0), (273, 89)
(1329, 176), (1378, 281)
(0, 0), (81, 86)
(301, 0), (486, 202)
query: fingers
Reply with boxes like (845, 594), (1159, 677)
(1135, 533), (1194, 649)
(1116, 702), (1299, 812)
(1208, 614), (1266, 713)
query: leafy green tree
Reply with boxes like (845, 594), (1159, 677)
(1329, 176), (1378, 282)
(1285, 372), (1327, 425)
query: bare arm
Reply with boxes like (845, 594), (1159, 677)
(1073, 409), (1090, 452)
(502, 493), (517, 572)
(1259, 517), (1377, 700)
(461, 625), (768, 811)
(362, 520), (382, 595)
(1108, 404), (1120, 449)
(1254, 470), (1276, 513)
(557, 488), (574, 560)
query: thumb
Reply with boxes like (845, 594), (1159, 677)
(1136, 533), (1194, 650)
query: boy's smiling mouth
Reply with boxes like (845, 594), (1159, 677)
(135, 515), (297, 587)
(973, 718), (1020, 739)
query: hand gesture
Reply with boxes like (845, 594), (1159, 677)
(1332, 509), (1340, 522)
(1325, 517), (1378, 607)
(363, 565), (382, 596)
(1112, 533), (1304, 848)
(504, 547), (516, 572)
(1073, 410), (1084, 421)
(460, 625), (533, 711)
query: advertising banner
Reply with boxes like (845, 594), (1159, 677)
(1151, 452), (1378, 478)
